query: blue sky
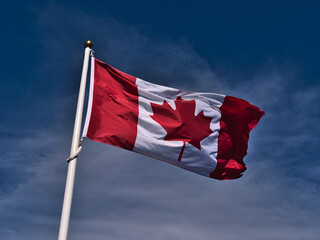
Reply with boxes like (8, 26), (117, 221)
(1, 1), (319, 239)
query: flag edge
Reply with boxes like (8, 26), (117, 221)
(82, 56), (95, 137)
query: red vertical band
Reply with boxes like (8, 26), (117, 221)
(86, 59), (139, 150)
(210, 96), (264, 180)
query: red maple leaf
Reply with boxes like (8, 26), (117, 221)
(150, 96), (213, 161)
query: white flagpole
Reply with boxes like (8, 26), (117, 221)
(58, 40), (93, 240)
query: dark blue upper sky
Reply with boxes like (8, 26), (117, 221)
(1, 1), (319, 240)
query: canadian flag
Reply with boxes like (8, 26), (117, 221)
(83, 58), (264, 180)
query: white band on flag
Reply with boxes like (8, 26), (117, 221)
(82, 56), (95, 137)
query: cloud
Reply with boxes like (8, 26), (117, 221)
(1, 3), (319, 240)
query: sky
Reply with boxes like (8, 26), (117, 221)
(1, 1), (319, 239)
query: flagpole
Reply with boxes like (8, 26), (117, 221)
(58, 40), (93, 240)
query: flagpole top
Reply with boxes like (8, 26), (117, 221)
(84, 40), (93, 49)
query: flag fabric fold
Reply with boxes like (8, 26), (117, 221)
(83, 57), (264, 180)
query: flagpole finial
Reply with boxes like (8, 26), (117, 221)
(84, 40), (93, 49)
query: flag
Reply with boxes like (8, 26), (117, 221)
(83, 57), (264, 180)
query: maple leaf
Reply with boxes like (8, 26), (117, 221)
(150, 96), (213, 161)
